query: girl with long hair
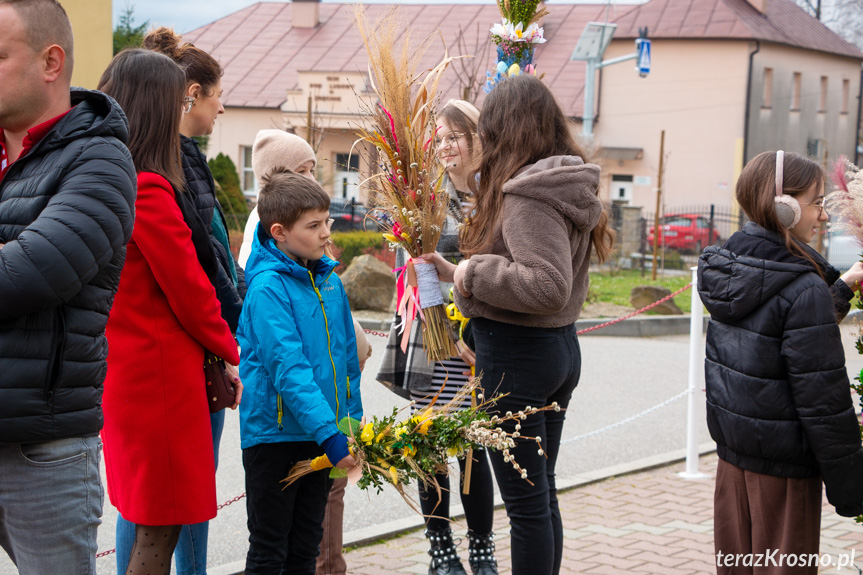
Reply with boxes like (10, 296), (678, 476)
(377, 100), (498, 575)
(98, 49), (241, 575)
(110, 27), (244, 575)
(424, 75), (614, 575)
(699, 151), (863, 572)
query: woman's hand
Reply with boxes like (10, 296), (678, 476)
(455, 338), (476, 366)
(226, 363), (243, 409)
(453, 260), (471, 298)
(419, 252), (458, 283)
(840, 262), (863, 291)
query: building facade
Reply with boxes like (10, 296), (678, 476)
(184, 0), (862, 209)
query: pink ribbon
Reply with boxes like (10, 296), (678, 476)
(392, 259), (426, 353)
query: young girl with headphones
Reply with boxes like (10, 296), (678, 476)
(698, 150), (863, 572)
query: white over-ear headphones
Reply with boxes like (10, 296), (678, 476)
(773, 150), (801, 229)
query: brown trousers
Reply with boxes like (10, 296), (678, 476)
(714, 459), (822, 575)
(316, 476), (348, 575)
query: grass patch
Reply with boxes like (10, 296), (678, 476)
(588, 270), (693, 314)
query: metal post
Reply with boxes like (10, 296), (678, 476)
(583, 59), (597, 137)
(679, 266), (708, 479)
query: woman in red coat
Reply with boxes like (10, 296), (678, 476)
(98, 49), (241, 574)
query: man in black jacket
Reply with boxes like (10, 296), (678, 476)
(0, 1), (135, 573)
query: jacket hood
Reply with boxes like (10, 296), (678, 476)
(244, 221), (337, 287)
(34, 89), (130, 153)
(698, 222), (838, 322)
(504, 155), (602, 233)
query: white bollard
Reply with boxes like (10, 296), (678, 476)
(679, 266), (708, 479)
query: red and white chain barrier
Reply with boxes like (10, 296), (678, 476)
(96, 282), (698, 559)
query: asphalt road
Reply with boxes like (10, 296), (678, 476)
(3, 323), (862, 574)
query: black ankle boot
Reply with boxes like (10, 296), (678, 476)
(467, 530), (498, 575)
(426, 528), (468, 575)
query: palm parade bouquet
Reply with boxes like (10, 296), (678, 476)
(485, 0), (548, 92)
(282, 378), (561, 510)
(827, 156), (863, 522)
(284, 3), (563, 511)
(352, 6), (457, 362)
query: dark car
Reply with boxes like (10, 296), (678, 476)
(647, 213), (721, 253)
(329, 198), (370, 231)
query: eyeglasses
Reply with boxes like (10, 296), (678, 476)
(804, 198), (826, 217)
(182, 97), (195, 114)
(435, 132), (466, 149)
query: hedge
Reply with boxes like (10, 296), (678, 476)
(208, 153), (249, 231)
(330, 230), (388, 272)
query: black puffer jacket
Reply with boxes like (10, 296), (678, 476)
(0, 89), (136, 443)
(699, 222), (863, 517)
(180, 136), (244, 332)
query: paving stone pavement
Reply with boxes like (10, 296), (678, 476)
(343, 453), (863, 574)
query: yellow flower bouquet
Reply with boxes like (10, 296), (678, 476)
(282, 379), (561, 510)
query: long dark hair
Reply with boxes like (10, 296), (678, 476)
(97, 49), (185, 192)
(736, 150), (824, 272)
(143, 27), (223, 95)
(460, 75), (614, 261)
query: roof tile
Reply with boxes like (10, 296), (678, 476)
(183, 0), (860, 113)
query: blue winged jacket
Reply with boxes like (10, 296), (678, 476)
(238, 223), (363, 450)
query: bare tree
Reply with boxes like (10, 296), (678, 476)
(792, 0), (863, 48)
(449, 23), (493, 104)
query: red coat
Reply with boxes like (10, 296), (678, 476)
(102, 172), (240, 526)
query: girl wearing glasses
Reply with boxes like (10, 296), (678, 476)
(98, 49), (241, 575)
(377, 100), (498, 575)
(698, 150), (863, 571)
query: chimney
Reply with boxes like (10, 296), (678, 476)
(747, 0), (767, 14)
(293, 0), (320, 28)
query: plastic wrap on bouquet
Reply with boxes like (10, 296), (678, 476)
(395, 259), (456, 363)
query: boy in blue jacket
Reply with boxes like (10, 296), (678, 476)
(238, 168), (363, 575)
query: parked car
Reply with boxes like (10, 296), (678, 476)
(329, 198), (370, 231)
(824, 231), (861, 272)
(647, 213), (721, 253)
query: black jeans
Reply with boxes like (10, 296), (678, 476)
(419, 449), (495, 533)
(243, 441), (334, 575)
(472, 317), (581, 575)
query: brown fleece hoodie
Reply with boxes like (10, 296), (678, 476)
(454, 155), (602, 328)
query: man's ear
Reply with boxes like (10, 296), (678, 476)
(270, 222), (287, 242)
(42, 45), (66, 83)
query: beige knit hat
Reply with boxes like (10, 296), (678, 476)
(251, 130), (316, 181)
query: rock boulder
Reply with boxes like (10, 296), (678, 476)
(341, 254), (395, 312)
(630, 285), (683, 315)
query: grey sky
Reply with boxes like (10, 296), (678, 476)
(114, 0), (621, 35)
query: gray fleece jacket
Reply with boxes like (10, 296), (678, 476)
(454, 155), (602, 328)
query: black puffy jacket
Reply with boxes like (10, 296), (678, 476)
(0, 89), (136, 443)
(180, 136), (244, 332)
(699, 222), (863, 517)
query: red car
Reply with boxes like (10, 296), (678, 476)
(647, 214), (721, 253)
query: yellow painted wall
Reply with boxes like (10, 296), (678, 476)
(63, 0), (112, 89)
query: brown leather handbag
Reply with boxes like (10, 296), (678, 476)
(204, 352), (236, 413)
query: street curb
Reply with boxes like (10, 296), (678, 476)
(210, 442), (717, 575)
(357, 314), (709, 338)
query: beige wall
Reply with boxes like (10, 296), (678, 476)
(207, 108), (286, 195)
(594, 39), (751, 209)
(209, 108), (375, 201)
(63, 0), (112, 89)
(746, 43), (860, 163)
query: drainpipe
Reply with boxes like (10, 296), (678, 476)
(856, 65), (862, 166)
(742, 40), (760, 164)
